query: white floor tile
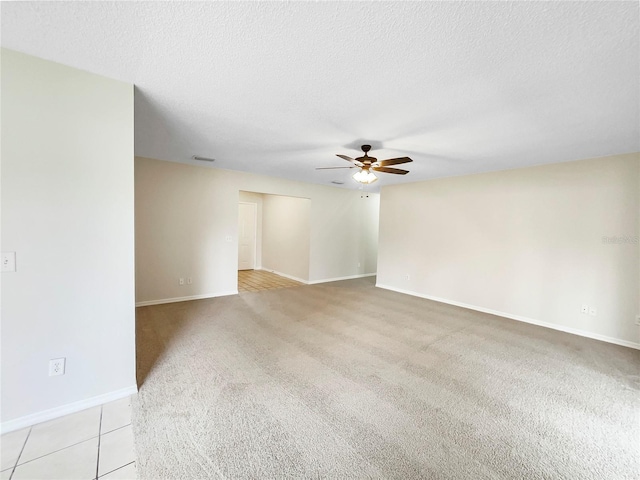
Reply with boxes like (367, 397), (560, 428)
(1, 427), (30, 470)
(12, 437), (98, 480)
(99, 461), (136, 479)
(98, 426), (135, 477)
(19, 406), (101, 464)
(101, 397), (132, 434)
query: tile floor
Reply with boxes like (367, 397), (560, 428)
(238, 269), (303, 293)
(1, 396), (136, 480)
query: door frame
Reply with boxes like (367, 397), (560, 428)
(238, 201), (258, 270)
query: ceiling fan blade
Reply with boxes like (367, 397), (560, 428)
(376, 157), (413, 167)
(336, 154), (364, 166)
(372, 166), (409, 175)
(315, 166), (356, 170)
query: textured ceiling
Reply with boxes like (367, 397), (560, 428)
(2, 1), (638, 190)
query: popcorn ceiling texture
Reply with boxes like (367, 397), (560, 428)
(2, 1), (638, 189)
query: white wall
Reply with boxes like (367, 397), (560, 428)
(135, 157), (380, 304)
(309, 189), (379, 283)
(359, 193), (380, 275)
(262, 195), (311, 282)
(1, 50), (136, 430)
(377, 153), (640, 348)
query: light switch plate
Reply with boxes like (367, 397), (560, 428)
(2, 252), (16, 272)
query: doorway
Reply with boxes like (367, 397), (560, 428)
(238, 202), (257, 270)
(237, 191), (311, 292)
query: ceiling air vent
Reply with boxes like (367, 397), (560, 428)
(331, 180), (344, 185)
(191, 155), (215, 162)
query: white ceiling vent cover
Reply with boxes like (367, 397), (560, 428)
(191, 155), (215, 162)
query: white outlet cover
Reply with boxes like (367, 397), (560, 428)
(589, 307), (597, 316)
(49, 358), (65, 376)
(581, 305), (589, 314)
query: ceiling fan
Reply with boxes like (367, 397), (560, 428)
(316, 145), (412, 184)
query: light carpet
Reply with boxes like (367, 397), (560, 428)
(132, 277), (639, 479)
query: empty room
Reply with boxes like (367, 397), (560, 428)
(1, 2), (638, 480)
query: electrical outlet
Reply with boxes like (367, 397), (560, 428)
(179, 278), (184, 285)
(404, 274), (410, 281)
(589, 307), (597, 316)
(187, 277), (192, 285)
(49, 358), (65, 376)
(581, 304), (589, 314)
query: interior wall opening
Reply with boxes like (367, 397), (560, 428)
(238, 191), (311, 292)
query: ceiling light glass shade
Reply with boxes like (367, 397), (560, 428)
(353, 169), (378, 184)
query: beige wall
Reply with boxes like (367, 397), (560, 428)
(377, 153), (639, 347)
(262, 195), (311, 281)
(1, 50), (136, 429)
(135, 157), (379, 304)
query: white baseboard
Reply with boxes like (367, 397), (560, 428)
(260, 270), (376, 285)
(309, 273), (377, 285)
(259, 269), (309, 284)
(0, 385), (138, 434)
(136, 290), (238, 307)
(376, 284), (640, 351)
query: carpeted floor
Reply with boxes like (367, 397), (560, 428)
(132, 277), (639, 479)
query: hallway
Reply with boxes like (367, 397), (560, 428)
(237, 270), (303, 293)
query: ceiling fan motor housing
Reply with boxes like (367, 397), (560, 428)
(357, 145), (375, 165)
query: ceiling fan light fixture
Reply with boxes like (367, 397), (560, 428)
(353, 169), (378, 184)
